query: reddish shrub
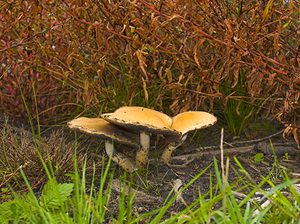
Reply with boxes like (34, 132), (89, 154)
(0, 0), (299, 127)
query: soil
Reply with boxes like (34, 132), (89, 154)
(1, 113), (299, 220)
(100, 121), (300, 219)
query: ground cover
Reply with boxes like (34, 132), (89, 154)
(0, 114), (299, 223)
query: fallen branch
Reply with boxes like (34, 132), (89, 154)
(171, 145), (255, 162)
(224, 129), (284, 146)
(171, 142), (298, 163)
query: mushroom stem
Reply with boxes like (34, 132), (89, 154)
(136, 131), (150, 168)
(105, 141), (115, 156)
(105, 141), (137, 172)
(161, 134), (188, 163)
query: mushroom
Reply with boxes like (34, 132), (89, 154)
(101, 107), (180, 168)
(101, 107), (217, 167)
(67, 117), (140, 172)
(161, 111), (218, 163)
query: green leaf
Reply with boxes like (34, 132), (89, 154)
(49, 212), (74, 224)
(0, 200), (14, 223)
(0, 195), (38, 223)
(254, 153), (264, 164)
(40, 179), (73, 211)
(263, 0), (274, 21)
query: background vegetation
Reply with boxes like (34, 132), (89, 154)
(0, 0), (299, 128)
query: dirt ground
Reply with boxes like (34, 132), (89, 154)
(101, 121), (300, 218)
(1, 114), (299, 219)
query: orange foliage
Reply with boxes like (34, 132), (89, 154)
(0, 0), (299, 127)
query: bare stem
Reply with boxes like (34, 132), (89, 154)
(136, 131), (150, 168)
(105, 141), (137, 172)
(161, 134), (188, 163)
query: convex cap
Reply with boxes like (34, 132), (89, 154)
(101, 106), (181, 137)
(171, 111), (217, 134)
(68, 117), (140, 148)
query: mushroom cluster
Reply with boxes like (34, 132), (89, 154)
(68, 106), (217, 172)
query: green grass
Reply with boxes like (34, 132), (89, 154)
(0, 97), (299, 223)
(0, 149), (299, 223)
(219, 69), (258, 137)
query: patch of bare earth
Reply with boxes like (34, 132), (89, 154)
(106, 122), (299, 218)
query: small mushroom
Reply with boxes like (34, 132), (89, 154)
(161, 111), (217, 163)
(68, 117), (140, 172)
(101, 107), (180, 168)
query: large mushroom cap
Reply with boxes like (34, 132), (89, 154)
(114, 106), (173, 126)
(171, 111), (217, 134)
(101, 107), (180, 137)
(115, 106), (170, 120)
(68, 117), (140, 148)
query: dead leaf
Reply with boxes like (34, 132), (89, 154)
(193, 39), (205, 68)
(292, 127), (299, 149)
(141, 77), (148, 103)
(263, 0), (274, 22)
(165, 67), (173, 83)
(83, 79), (90, 107)
(283, 124), (299, 149)
(236, 100), (242, 116)
(136, 49), (148, 81)
(224, 19), (234, 39)
(232, 63), (240, 88)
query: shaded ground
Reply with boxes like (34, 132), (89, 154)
(0, 114), (299, 219)
(102, 121), (300, 218)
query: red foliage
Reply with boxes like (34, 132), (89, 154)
(0, 0), (299, 126)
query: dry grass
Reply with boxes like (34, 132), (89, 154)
(0, 122), (88, 191)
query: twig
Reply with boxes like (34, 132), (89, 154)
(0, 25), (61, 52)
(171, 145), (256, 161)
(228, 129), (284, 146)
(232, 191), (247, 200)
(253, 199), (272, 216)
(291, 173), (300, 177)
(0, 163), (28, 188)
(220, 128), (225, 181)
(166, 158), (195, 168)
(171, 142), (297, 164)
(192, 129), (284, 152)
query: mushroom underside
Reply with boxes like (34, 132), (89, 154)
(161, 111), (217, 163)
(101, 109), (217, 166)
(68, 117), (140, 172)
(101, 113), (180, 168)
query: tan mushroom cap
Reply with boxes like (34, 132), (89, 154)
(161, 111), (217, 164)
(101, 107), (180, 137)
(171, 111), (217, 135)
(115, 106), (173, 126)
(68, 117), (140, 148)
